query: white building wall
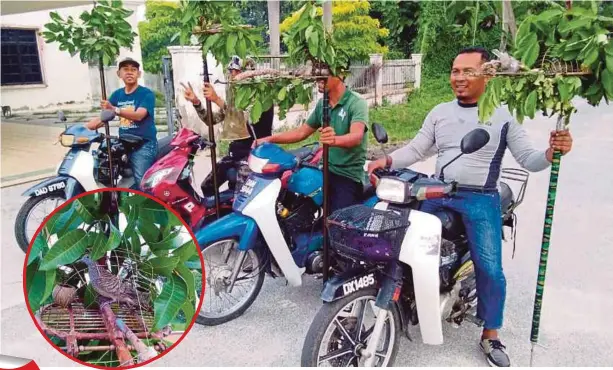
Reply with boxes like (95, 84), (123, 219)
(0, 2), (144, 110)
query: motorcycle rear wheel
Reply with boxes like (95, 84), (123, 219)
(301, 288), (401, 367)
(15, 194), (66, 253)
(196, 238), (265, 326)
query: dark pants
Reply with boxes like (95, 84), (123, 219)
(201, 138), (252, 196)
(329, 172), (363, 213)
(420, 190), (505, 329)
(129, 139), (157, 191)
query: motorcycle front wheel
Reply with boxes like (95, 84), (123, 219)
(301, 288), (401, 367)
(14, 194), (66, 253)
(196, 238), (265, 326)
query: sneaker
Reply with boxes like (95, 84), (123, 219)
(480, 338), (511, 367)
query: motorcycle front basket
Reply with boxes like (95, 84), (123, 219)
(326, 204), (410, 262)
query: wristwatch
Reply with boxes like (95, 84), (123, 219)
(114, 107), (121, 115)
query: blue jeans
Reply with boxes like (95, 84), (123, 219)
(420, 190), (505, 329)
(129, 139), (157, 190)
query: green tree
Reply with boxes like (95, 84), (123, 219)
(416, 0), (503, 78)
(138, 0), (182, 74)
(369, 0), (420, 59)
(280, 0), (389, 63)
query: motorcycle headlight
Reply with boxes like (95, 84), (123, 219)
(60, 134), (75, 147)
(376, 177), (411, 204)
(142, 168), (175, 189)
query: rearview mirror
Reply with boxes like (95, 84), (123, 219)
(372, 122), (388, 144)
(461, 128), (490, 154)
(100, 109), (116, 122)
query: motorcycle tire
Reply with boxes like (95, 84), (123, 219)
(301, 288), (401, 367)
(14, 194), (67, 253)
(196, 238), (265, 326)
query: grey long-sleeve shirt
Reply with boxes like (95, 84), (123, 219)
(389, 100), (551, 189)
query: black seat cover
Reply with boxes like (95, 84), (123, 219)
(361, 183), (376, 200)
(120, 134), (144, 151)
(289, 146), (315, 161)
(156, 135), (173, 160)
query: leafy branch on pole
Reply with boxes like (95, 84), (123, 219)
(41, 0), (137, 68)
(478, 3), (613, 124)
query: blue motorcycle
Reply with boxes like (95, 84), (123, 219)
(193, 124), (385, 326)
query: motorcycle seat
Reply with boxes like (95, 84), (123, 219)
(120, 134), (144, 151)
(203, 191), (234, 209)
(289, 144), (319, 161)
(361, 183), (376, 200)
(156, 135), (173, 160)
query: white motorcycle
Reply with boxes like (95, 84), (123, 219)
(301, 127), (529, 367)
(14, 110), (172, 252)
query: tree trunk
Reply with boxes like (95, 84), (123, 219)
(267, 0), (280, 69)
(323, 1), (332, 32)
(500, 0), (517, 51)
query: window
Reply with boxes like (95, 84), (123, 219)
(1, 28), (44, 86)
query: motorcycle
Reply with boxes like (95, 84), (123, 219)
(14, 110), (173, 253)
(193, 126), (386, 326)
(301, 126), (529, 367)
(140, 127), (237, 230)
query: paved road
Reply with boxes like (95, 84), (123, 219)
(2, 99), (613, 366)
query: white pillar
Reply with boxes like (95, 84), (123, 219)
(412, 53), (422, 89)
(369, 53), (383, 106)
(167, 46), (225, 139)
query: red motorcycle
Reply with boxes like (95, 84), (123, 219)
(141, 127), (324, 231)
(140, 127), (235, 230)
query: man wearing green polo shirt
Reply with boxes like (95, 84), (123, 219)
(256, 71), (368, 212)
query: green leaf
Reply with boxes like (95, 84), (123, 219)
(226, 33), (238, 57)
(236, 37), (247, 58)
(89, 232), (109, 261)
(147, 256), (180, 277)
(50, 11), (63, 22)
(138, 219), (162, 244)
(180, 300), (195, 325)
(173, 240), (198, 263)
(519, 33), (540, 68)
(277, 87), (287, 101)
(558, 17), (592, 35)
(26, 261), (45, 313)
(175, 263), (196, 300)
(524, 90), (538, 119)
(606, 55), (613, 74)
(73, 199), (97, 224)
(40, 229), (89, 271)
(150, 230), (185, 254)
(41, 270), (57, 306)
(153, 274), (188, 331)
(583, 46), (600, 67)
(602, 69), (613, 97)
(557, 79), (571, 102)
(28, 234), (48, 266)
(250, 99), (263, 123)
(140, 199), (169, 225)
(536, 8), (563, 23)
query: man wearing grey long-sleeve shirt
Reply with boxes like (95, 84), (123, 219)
(368, 47), (573, 367)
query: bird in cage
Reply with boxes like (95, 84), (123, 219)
(79, 255), (139, 308)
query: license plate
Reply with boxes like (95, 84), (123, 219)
(34, 181), (66, 197)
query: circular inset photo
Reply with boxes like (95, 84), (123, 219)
(23, 189), (205, 368)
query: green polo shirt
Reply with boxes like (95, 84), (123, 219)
(306, 89), (368, 184)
